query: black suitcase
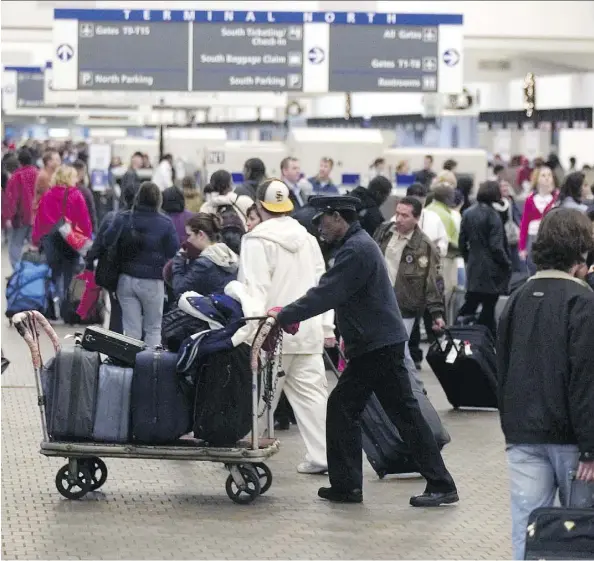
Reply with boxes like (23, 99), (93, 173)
(41, 342), (101, 441)
(426, 325), (498, 409)
(324, 350), (450, 478)
(130, 349), (193, 444)
(524, 507), (594, 559)
(82, 326), (146, 367)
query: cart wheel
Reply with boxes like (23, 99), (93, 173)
(55, 464), (93, 500)
(82, 457), (108, 491)
(253, 463), (273, 494)
(225, 465), (261, 504)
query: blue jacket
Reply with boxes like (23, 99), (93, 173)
(309, 177), (340, 195)
(104, 204), (179, 280)
(171, 253), (237, 299)
(278, 222), (408, 358)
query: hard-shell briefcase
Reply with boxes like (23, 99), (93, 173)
(82, 326), (146, 367)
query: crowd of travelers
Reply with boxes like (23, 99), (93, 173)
(2, 138), (594, 559)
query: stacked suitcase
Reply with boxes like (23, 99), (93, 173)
(42, 327), (193, 444)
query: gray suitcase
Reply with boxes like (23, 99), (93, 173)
(93, 363), (133, 443)
(43, 344), (101, 440)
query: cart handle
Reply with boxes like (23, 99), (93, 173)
(12, 311), (61, 369)
(250, 317), (277, 372)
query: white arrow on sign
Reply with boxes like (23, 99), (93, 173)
(56, 44), (74, 62)
(443, 49), (460, 67)
(308, 47), (325, 64)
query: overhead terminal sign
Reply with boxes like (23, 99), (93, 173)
(2, 67), (48, 112)
(52, 9), (463, 93)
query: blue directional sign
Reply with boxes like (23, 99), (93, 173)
(308, 47), (325, 64)
(56, 44), (74, 62)
(443, 48), (460, 67)
(51, 9), (464, 93)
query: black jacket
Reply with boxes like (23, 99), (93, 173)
(459, 202), (511, 294)
(278, 222), (408, 358)
(234, 179), (259, 201)
(349, 186), (385, 238)
(496, 272), (594, 461)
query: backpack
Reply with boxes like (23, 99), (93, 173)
(5, 251), (55, 319)
(216, 196), (246, 255)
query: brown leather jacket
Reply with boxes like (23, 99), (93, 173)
(374, 222), (445, 319)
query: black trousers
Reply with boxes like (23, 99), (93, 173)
(327, 343), (456, 493)
(458, 291), (499, 337)
(408, 309), (435, 364)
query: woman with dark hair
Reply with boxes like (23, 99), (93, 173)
(162, 186), (194, 243)
(457, 180), (512, 335)
(235, 157), (267, 200)
(546, 152), (564, 188)
(199, 169), (253, 228)
(456, 175), (474, 214)
(103, 181), (179, 346)
(171, 212), (238, 299)
(557, 171), (589, 212)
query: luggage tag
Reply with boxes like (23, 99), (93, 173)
(445, 340), (462, 364)
(463, 340), (473, 356)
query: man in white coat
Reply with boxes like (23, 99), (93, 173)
(238, 178), (335, 474)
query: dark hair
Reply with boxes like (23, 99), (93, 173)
(456, 175), (474, 196)
(247, 203), (258, 218)
(136, 181), (162, 209)
(397, 196), (423, 218)
(17, 148), (33, 167)
(2, 154), (19, 174)
(42, 150), (59, 167)
(186, 212), (222, 241)
(72, 159), (86, 171)
(493, 164), (505, 175)
(559, 172), (585, 203)
(181, 175), (196, 190)
(476, 180), (502, 204)
(161, 154), (173, 163)
(370, 157), (385, 169)
(132, 151), (144, 159)
(443, 159), (457, 171)
(244, 158), (266, 182)
(368, 176), (392, 205)
(161, 186), (185, 214)
(406, 182), (428, 198)
(569, 157), (576, 166)
(280, 156), (297, 172)
(532, 208), (594, 271)
(209, 169), (232, 194)
(203, 183), (214, 196)
(546, 153), (561, 169)
(425, 154), (433, 163)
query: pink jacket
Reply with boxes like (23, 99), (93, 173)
(32, 185), (92, 246)
(1, 165), (39, 227)
(518, 190), (558, 251)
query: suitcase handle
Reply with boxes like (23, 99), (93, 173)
(12, 310), (61, 369)
(433, 328), (463, 356)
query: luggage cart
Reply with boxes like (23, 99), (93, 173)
(13, 310), (282, 505)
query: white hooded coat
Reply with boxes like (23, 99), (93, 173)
(234, 216), (335, 355)
(200, 192), (254, 228)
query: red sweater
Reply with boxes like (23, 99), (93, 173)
(1, 165), (39, 227)
(518, 190), (558, 251)
(32, 185), (92, 246)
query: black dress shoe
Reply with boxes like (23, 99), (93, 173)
(274, 420), (290, 431)
(409, 490), (459, 507)
(318, 486), (363, 503)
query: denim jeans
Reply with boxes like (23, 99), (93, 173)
(507, 443), (580, 560)
(401, 317), (425, 393)
(8, 225), (31, 270)
(116, 274), (164, 347)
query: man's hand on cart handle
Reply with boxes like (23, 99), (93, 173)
(267, 307), (300, 335)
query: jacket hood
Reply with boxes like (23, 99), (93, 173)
(350, 186), (377, 209)
(201, 242), (239, 272)
(245, 215), (310, 253)
(162, 186), (185, 213)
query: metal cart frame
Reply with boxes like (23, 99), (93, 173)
(13, 310), (281, 505)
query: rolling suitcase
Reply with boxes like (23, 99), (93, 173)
(524, 478), (594, 560)
(131, 349), (193, 444)
(426, 325), (498, 409)
(82, 326), (146, 367)
(41, 342), (101, 440)
(92, 363), (133, 443)
(324, 350), (450, 478)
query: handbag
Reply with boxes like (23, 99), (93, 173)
(48, 189), (79, 259)
(504, 204), (520, 245)
(95, 218), (124, 292)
